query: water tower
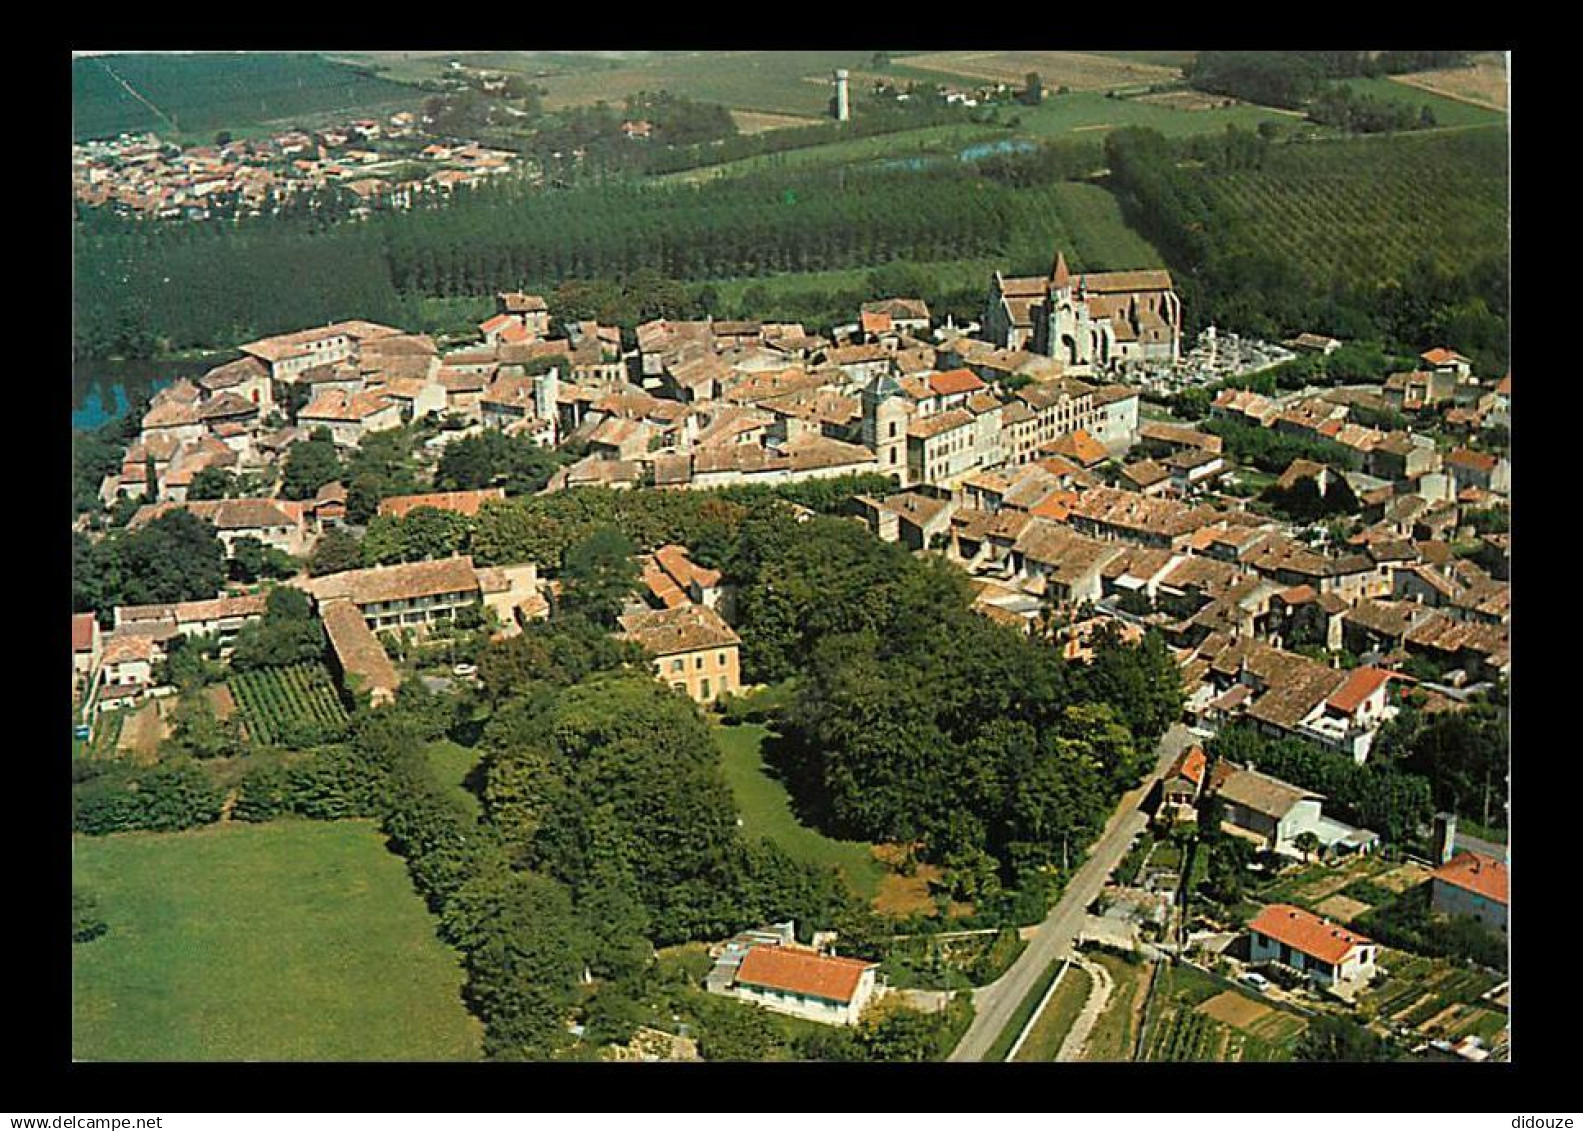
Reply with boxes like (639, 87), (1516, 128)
(833, 69), (850, 121)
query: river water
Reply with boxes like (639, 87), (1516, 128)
(71, 355), (236, 433)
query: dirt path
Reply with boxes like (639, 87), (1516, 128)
(1057, 957), (1113, 1062)
(94, 58), (179, 133)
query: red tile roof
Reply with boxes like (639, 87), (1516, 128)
(1168, 744), (1208, 789)
(1248, 904), (1373, 966)
(1446, 447), (1498, 473)
(734, 946), (876, 1004)
(1325, 666), (1393, 715)
(1433, 851), (1508, 906)
(377, 488), (506, 520)
(1421, 347), (1471, 366)
(927, 368), (988, 397)
(72, 613), (97, 653)
(1045, 429), (1107, 467)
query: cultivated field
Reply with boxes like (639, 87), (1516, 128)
(72, 819), (482, 1061)
(1390, 53), (1508, 112)
(228, 661), (349, 745)
(731, 110), (823, 135)
(72, 53), (421, 143)
(1361, 948), (1507, 1046)
(533, 51), (879, 117)
(116, 698), (171, 763)
(1194, 124), (1510, 291)
(714, 723), (883, 900)
(1139, 962), (1306, 1062)
(894, 51), (1179, 92)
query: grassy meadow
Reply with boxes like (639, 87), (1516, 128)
(72, 819), (482, 1061)
(714, 723), (883, 900)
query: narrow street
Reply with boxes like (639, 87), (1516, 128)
(948, 723), (1196, 1061)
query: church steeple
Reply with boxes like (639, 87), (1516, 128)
(1051, 250), (1071, 291)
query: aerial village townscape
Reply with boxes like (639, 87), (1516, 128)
(70, 49), (1510, 1066)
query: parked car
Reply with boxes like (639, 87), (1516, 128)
(1242, 972), (1271, 990)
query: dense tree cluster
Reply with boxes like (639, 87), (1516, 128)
(1186, 51), (1469, 114)
(435, 430), (566, 496)
(73, 758), (226, 835)
(1201, 416), (1361, 476)
(724, 510), (1179, 898)
(229, 587), (328, 673)
(1372, 698), (1508, 829)
(73, 510), (228, 618)
(1309, 85), (1437, 134)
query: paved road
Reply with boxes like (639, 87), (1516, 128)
(948, 723), (1197, 1062)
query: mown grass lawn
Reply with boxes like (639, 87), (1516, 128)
(426, 739), (483, 820)
(73, 819), (482, 1061)
(714, 723), (882, 900)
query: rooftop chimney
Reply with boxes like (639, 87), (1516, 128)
(1432, 811), (1458, 866)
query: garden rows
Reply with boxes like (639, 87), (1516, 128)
(229, 662), (349, 746)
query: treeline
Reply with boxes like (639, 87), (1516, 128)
(644, 98), (983, 177)
(1103, 127), (1509, 373)
(73, 155), (1071, 357)
(334, 476), (896, 577)
(1185, 51), (1469, 115)
(1309, 85), (1436, 134)
(378, 167), (1010, 296)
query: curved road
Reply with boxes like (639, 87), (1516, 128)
(948, 723), (1196, 1061)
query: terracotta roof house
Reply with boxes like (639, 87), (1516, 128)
(726, 946), (880, 1027)
(1248, 904), (1378, 989)
(302, 555), (484, 633)
(1430, 851), (1508, 935)
(618, 604), (741, 704)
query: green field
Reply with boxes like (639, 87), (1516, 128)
(426, 739), (483, 819)
(714, 723), (882, 899)
(1013, 90), (1293, 139)
(72, 819), (482, 1061)
(657, 122), (1011, 185)
(73, 53), (422, 142)
(1328, 76), (1507, 130)
(1191, 124), (1509, 290)
(1011, 962), (1093, 1061)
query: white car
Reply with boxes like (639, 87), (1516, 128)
(1242, 972), (1271, 991)
(452, 663), (478, 677)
